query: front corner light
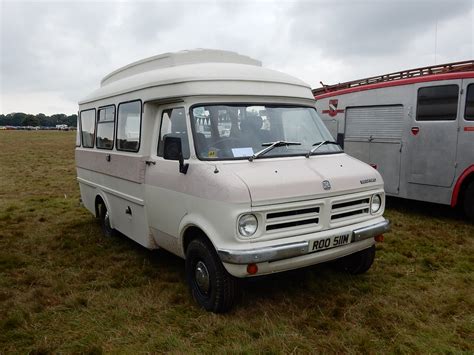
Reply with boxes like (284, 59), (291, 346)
(238, 214), (258, 237)
(371, 194), (382, 213)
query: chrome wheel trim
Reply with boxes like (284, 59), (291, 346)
(195, 261), (210, 294)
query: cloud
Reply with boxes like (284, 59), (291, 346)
(0, 0), (472, 115)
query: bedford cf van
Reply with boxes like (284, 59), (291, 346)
(76, 49), (390, 312)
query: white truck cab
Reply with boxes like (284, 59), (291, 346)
(76, 49), (390, 312)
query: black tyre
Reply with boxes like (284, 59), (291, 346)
(464, 182), (474, 223)
(185, 238), (240, 313)
(333, 245), (376, 275)
(97, 202), (115, 237)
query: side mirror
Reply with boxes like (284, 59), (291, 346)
(163, 136), (189, 174)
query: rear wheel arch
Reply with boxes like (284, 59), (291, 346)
(451, 166), (474, 208)
(94, 195), (105, 218)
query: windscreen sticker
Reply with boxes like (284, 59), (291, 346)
(208, 150), (217, 158)
(232, 147), (254, 157)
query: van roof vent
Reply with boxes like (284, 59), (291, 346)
(101, 49), (262, 87)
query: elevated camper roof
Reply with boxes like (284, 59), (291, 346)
(79, 49), (313, 105)
(313, 60), (474, 100)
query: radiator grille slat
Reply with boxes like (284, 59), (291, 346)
(266, 218), (319, 231)
(331, 197), (370, 221)
(265, 205), (320, 232)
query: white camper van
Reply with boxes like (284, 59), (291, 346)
(314, 61), (474, 221)
(76, 49), (390, 312)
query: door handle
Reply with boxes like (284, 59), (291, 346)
(145, 160), (156, 166)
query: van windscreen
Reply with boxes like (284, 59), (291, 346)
(191, 105), (341, 160)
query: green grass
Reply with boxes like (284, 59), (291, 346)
(0, 131), (473, 353)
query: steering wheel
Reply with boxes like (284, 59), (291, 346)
(211, 137), (241, 149)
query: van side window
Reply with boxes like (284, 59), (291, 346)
(157, 108), (190, 159)
(80, 109), (96, 148)
(465, 84), (474, 121)
(416, 85), (459, 121)
(96, 106), (115, 149)
(117, 101), (142, 152)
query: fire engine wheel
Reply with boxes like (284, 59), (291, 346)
(464, 182), (474, 223)
(333, 245), (376, 275)
(185, 238), (240, 313)
(98, 202), (114, 238)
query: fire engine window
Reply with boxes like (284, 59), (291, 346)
(80, 109), (96, 148)
(116, 100), (142, 152)
(465, 84), (474, 121)
(96, 106), (115, 150)
(157, 108), (190, 159)
(416, 85), (459, 121)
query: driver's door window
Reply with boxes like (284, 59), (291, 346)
(157, 108), (190, 159)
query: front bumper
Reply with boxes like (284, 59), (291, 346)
(218, 219), (390, 265)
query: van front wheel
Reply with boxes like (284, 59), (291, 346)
(333, 245), (375, 274)
(185, 238), (240, 313)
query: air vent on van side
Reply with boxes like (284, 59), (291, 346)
(331, 198), (370, 221)
(265, 207), (320, 232)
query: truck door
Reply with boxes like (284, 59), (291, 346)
(144, 105), (191, 253)
(457, 78), (474, 179)
(344, 105), (404, 195)
(408, 81), (460, 187)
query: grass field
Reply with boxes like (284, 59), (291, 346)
(0, 131), (473, 353)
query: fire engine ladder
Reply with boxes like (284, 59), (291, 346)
(313, 60), (474, 96)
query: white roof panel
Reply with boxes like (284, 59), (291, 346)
(80, 50), (313, 104)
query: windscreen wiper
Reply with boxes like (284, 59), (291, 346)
(306, 141), (340, 158)
(249, 140), (301, 161)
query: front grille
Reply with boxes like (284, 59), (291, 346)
(265, 206), (320, 232)
(331, 198), (370, 221)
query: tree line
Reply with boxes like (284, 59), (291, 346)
(0, 112), (77, 127)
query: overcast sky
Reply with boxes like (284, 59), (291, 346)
(1, 0), (473, 115)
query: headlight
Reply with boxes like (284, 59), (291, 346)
(238, 214), (258, 237)
(371, 194), (382, 213)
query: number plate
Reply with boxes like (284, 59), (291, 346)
(310, 233), (351, 253)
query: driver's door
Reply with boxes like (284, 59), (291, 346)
(144, 105), (191, 253)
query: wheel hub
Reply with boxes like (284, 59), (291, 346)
(195, 261), (210, 294)
(104, 211), (111, 229)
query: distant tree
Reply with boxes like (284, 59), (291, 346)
(0, 112), (77, 127)
(66, 114), (78, 127)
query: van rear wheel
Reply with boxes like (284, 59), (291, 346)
(185, 238), (240, 313)
(97, 202), (115, 237)
(333, 245), (375, 275)
(464, 182), (474, 223)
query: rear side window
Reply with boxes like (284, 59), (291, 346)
(96, 106), (115, 149)
(158, 108), (190, 159)
(465, 84), (474, 121)
(117, 101), (142, 152)
(80, 109), (96, 148)
(416, 85), (459, 121)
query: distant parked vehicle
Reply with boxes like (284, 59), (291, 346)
(56, 124), (69, 131)
(313, 61), (474, 221)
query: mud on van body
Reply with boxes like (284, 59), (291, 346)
(314, 61), (474, 222)
(76, 49), (390, 312)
